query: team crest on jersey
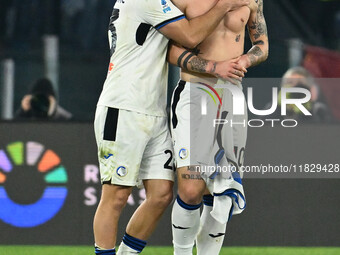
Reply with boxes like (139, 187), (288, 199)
(116, 166), (128, 177)
(179, 148), (188, 160)
(161, 0), (172, 13)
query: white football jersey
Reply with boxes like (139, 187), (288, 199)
(97, 0), (185, 117)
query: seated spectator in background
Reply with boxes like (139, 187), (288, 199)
(265, 66), (332, 122)
(16, 78), (72, 120)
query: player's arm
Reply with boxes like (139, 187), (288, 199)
(158, 0), (250, 49)
(167, 42), (247, 83)
(238, 0), (269, 68)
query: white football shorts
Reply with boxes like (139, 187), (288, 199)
(170, 80), (248, 170)
(94, 106), (175, 186)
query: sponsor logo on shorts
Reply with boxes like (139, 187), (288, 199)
(179, 148), (188, 160)
(116, 166), (127, 177)
(104, 153), (113, 159)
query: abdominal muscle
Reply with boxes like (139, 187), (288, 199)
(181, 5), (251, 83)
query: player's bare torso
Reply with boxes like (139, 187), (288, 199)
(172, 0), (258, 82)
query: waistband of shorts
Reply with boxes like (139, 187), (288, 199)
(177, 80), (223, 105)
(178, 79), (242, 90)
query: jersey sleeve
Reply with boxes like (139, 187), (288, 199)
(141, 0), (186, 29)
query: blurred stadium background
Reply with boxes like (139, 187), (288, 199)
(0, 0), (340, 253)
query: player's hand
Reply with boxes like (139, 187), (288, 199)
(217, 0), (250, 12)
(21, 95), (32, 112)
(236, 54), (252, 69)
(211, 57), (247, 84)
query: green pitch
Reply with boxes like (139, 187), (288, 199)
(0, 246), (340, 255)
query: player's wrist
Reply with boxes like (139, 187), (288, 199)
(243, 54), (252, 68)
(206, 61), (218, 75)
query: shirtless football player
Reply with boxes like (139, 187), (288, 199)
(167, 1), (269, 254)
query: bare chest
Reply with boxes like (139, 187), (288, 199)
(185, 1), (251, 33)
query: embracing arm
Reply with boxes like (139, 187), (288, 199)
(239, 0), (269, 68)
(159, 0), (250, 49)
(167, 42), (247, 82)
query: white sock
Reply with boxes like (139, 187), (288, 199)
(196, 196), (229, 255)
(117, 241), (138, 255)
(172, 195), (202, 255)
(117, 233), (146, 254)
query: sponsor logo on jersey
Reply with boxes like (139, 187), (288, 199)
(116, 166), (128, 177)
(161, 0), (172, 13)
(179, 148), (188, 160)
